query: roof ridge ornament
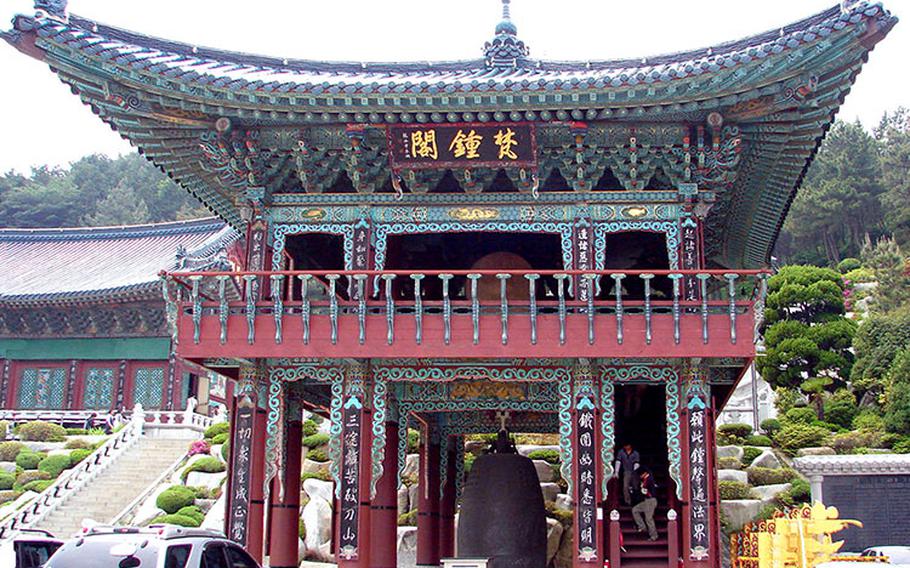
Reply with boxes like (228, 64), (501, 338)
(483, 0), (529, 69)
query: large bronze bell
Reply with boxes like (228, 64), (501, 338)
(457, 432), (548, 568)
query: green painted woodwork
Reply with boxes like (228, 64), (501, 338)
(0, 338), (171, 360)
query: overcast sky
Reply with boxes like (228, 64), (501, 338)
(0, 0), (906, 173)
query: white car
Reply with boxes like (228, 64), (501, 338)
(860, 546), (910, 565)
(0, 528), (64, 568)
(817, 546), (910, 568)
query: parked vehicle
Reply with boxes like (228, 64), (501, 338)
(0, 528), (64, 568)
(861, 546), (910, 565)
(44, 525), (260, 568)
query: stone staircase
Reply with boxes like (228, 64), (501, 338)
(36, 436), (189, 538)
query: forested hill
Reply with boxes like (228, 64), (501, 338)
(0, 153), (209, 228)
(776, 108), (909, 266)
(1, 109), (908, 263)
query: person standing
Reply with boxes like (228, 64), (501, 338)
(613, 443), (640, 506)
(632, 468), (659, 541)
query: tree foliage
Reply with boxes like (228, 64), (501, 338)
(876, 108), (910, 250)
(0, 154), (208, 227)
(851, 310), (910, 398)
(883, 349), (910, 435)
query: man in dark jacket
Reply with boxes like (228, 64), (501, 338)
(613, 443), (640, 506)
(632, 468), (659, 541)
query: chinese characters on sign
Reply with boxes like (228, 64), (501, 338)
(228, 405), (254, 545)
(338, 403), (362, 559)
(351, 223), (370, 300)
(681, 220), (700, 301)
(576, 405), (598, 560)
(688, 405), (710, 560)
(388, 123), (536, 169)
(575, 222), (593, 302)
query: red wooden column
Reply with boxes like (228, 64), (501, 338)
(572, 360), (603, 568)
(417, 432), (441, 567)
(370, 420), (399, 568)
(438, 440), (457, 559)
(269, 416), (303, 568)
(249, 368), (269, 563)
(680, 364), (714, 568)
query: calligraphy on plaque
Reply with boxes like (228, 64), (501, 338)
(227, 405), (254, 545)
(688, 406), (710, 560)
(681, 219), (700, 301)
(576, 405), (598, 560)
(351, 223), (370, 300)
(388, 123), (537, 170)
(338, 404), (362, 559)
(574, 222), (593, 302)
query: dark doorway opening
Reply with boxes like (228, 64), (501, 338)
(283, 233), (346, 299)
(599, 231), (672, 300)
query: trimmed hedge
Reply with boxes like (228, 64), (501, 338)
(742, 447), (763, 466)
(176, 505), (205, 525)
(407, 430), (420, 453)
(16, 451), (46, 470)
(21, 479), (53, 493)
(211, 433), (228, 445)
(784, 407), (817, 426)
(527, 449), (561, 464)
(203, 422), (230, 440)
(830, 430), (881, 454)
(0, 472), (15, 490)
(16, 470), (51, 488)
(150, 514), (200, 527)
(747, 467), (798, 486)
(745, 435), (773, 447)
(182, 457), (225, 480)
(64, 439), (94, 450)
(302, 433), (329, 448)
(774, 423), (831, 454)
(221, 441), (230, 462)
(301, 471), (331, 483)
(0, 442), (24, 462)
(719, 481), (755, 500)
(718, 423), (753, 439)
(156, 485), (196, 514)
(307, 449), (328, 462)
(38, 455), (73, 478)
(760, 419), (781, 437)
(17, 421), (66, 442)
(717, 457), (742, 470)
(0, 490), (20, 505)
(302, 419), (318, 437)
(69, 449), (92, 466)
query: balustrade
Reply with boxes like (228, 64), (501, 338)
(163, 269), (768, 358)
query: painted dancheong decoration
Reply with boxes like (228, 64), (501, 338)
(0, 1), (895, 567)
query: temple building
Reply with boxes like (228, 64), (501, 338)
(2, 1), (895, 568)
(0, 219), (238, 415)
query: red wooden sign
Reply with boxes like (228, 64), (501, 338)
(388, 123), (537, 170)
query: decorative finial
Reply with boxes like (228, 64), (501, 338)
(483, 0), (529, 69)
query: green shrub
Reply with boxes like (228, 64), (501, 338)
(742, 447), (763, 466)
(747, 467), (797, 486)
(717, 457), (742, 470)
(0, 442), (24, 462)
(544, 501), (574, 526)
(830, 430), (882, 454)
(203, 422), (230, 440)
(779, 478), (811, 506)
(0, 472), (15, 490)
(302, 433), (330, 448)
(745, 435), (773, 447)
(0, 421), (8, 440)
(301, 471), (331, 483)
(527, 449), (561, 464)
(774, 387), (802, 415)
(853, 410), (885, 431)
(15, 470), (51, 488)
(64, 428), (87, 436)
(211, 433), (228, 445)
(302, 419), (318, 437)
(761, 419), (782, 437)
(811, 420), (843, 433)
(718, 481), (755, 500)
(17, 421), (66, 442)
(824, 398), (858, 429)
(307, 449), (328, 462)
(718, 423), (753, 439)
(784, 407), (817, 426)
(774, 423), (831, 454)
(156, 485), (196, 514)
(150, 514), (200, 527)
(0, 490), (21, 505)
(407, 429), (420, 453)
(299, 517), (306, 540)
(16, 451), (46, 470)
(21, 479), (53, 493)
(64, 439), (94, 450)
(69, 449), (92, 466)
(176, 505), (205, 524)
(843, 267), (875, 283)
(397, 510), (417, 526)
(221, 441), (230, 462)
(464, 453), (476, 474)
(893, 437), (910, 454)
(837, 258), (862, 274)
(182, 457), (226, 480)
(38, 455), (73, 478)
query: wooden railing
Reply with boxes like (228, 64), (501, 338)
(162, 269), (769, 358)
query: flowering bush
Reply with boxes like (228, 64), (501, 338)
(187, 439), (211, 457)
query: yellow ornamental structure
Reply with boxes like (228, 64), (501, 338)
(733, 503), (863, 568)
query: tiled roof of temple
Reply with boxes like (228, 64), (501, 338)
(0, 218), (238, 306)
(1, 2), (897, 267)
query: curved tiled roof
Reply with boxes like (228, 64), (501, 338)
(794, 454), (910, 475)
(0, 218), (238, 305)
(0, 2), (897, 268)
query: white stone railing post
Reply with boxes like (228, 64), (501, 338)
(132, 403), (145, 435)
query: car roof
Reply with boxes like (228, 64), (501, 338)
(866, 547), (910, 553)
(81, 525), (227, 541)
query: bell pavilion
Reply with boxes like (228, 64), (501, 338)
(2, 1), (896, 567)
